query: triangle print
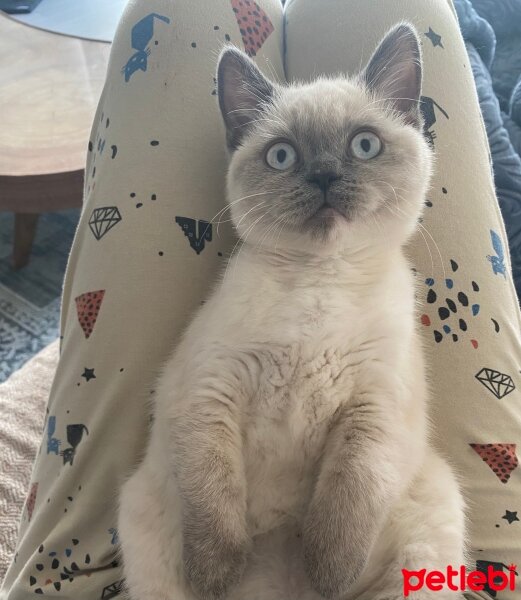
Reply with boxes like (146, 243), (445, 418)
(230, 0), (274, 57)
(470, 443), (518, 483)
(75, 290), (106, 339)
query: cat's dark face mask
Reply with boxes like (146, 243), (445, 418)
(217, 25), (432, 253)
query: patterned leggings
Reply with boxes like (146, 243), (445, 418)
(2, 1), (521, 599)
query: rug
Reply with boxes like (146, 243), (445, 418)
(0, 209), (79, 383)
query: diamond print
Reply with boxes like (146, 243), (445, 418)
(475, 367), (515, 399)
(89, 207), (122, 241)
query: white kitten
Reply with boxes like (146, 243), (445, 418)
(119, 23), (467, 600)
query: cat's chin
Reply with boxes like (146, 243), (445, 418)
(301, 206), (350, 242)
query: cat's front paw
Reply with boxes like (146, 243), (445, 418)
(302, 512), (367, 599)
(183, 525), (251, 600)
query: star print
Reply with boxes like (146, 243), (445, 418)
(502, 510), (519, 524)
(81, 368), (96, 382)
(424, 27), (444, 48)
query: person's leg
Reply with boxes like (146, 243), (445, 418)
(0, 1), (284, 598)
(285, 0), (521, 596)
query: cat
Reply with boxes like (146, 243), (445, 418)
(118, 23), (467, 600)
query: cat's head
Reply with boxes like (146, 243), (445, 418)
(217, 23), (432, 256)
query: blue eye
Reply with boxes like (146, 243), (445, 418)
(266, 142), (298, 170)
(350, 131), (382, 160)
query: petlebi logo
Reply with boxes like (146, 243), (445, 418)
(402, 564), (517, 596)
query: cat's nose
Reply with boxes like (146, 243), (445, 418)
(306, 170), (342, 192)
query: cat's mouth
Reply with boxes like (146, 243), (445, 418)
(316, 204), (344, 218)
(299, 200), (350, 239)
(311, 201), (348, 222)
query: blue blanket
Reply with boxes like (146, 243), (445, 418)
(454, 0), (521, 302)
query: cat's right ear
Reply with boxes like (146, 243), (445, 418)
(361, 23), (423, 128)
(217, 47), (275, 151)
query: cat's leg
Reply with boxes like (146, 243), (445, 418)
(118, 462), (196, 600)
(158, 353), (261, 600)
(351, 450), (466, 600)
(301, 371), (426, 599)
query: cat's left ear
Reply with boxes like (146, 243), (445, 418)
(217, 47), (275, 150)
(361, 23), (423, 128)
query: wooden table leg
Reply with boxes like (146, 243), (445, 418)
(13, 212), (39, 269)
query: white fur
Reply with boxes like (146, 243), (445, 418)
(119, 244), (466, 599)
(119, 29), (466, 600)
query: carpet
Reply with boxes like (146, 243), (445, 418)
(0, 209), (79, 383)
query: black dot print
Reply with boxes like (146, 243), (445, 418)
(106, 118), (110, 128)
(158, 251), (164, 256)
(151, 194), (157, 200)
(450, 259), (458, 272)
(38, 545), (44, 553)
(191, 42), (197, 47)
(458, 291), (469, 306)
(491, 318), (500, 332)
(446, 298), (457, 313)
(30, 576), (36, 586)
(425, 199), (433, 207)
(214, 25), (219, 30)
(120, 368), (124, 372)
(225, 34), (231, 41)
(52, 558), (59, 569)
(111, 145), (117, 159)
(218, 252), (223, 257)
(438, 307), (450, 320)
(130, 192), (136, 198)
(434, 330), (443, 343)
(136, 203), (143, 208)
(88, 141), (93, 152)
(427, 289), (437, 303)
(472, 281), (480, 291)
(54, 582), (61, 591)
(442, 187), (447, 194)
(36, 564), (44, 571)
(452, 334), (458, 342)
(72, 539), (79, 545)
(150, 140), (159, 146)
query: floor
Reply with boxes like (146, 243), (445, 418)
(0, 209), (79, 382)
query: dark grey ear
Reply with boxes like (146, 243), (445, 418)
(217, 47), (275, 150)
(361, 23), (423, 128)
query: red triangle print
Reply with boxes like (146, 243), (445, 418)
(230, 0), (274, 57)
(75, 290), (105, 339)
(470, 443), (518, 483)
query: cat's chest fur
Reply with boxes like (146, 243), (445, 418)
(168, 248), (411, 536)
(242, 340), (357, 536)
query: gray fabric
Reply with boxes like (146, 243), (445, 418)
(454, 0), (521, 302)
